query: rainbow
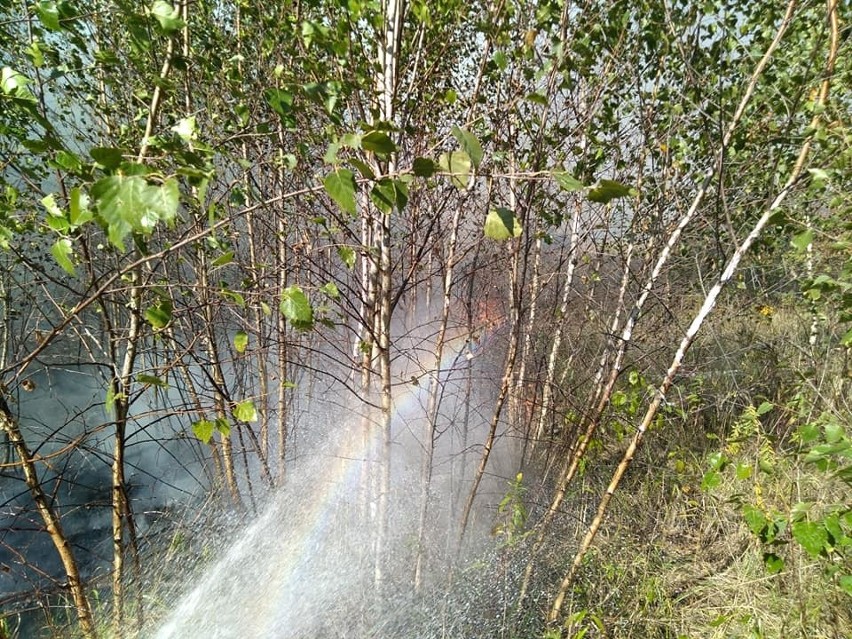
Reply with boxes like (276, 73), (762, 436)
(154, 321), (505, 638)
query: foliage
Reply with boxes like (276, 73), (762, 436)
(0, 0), (849, 637)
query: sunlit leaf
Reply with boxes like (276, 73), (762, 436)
(763, 552), (784, 574)
(756, 401), (773, 415)
(1, 67), (34, 98)
(320, 282), (339, 298)
(234, 330), (248, 353)
(438, 150), (471, 188)
(137, 374), (168, 387)
(484, 208), (522, 241)
(792, 521), (827, 557)
(151, 0), (185, 33)
(280, 285), (313, 330)
(588, 179), (634, 204)
(144, 299), (172, 330)
(701, 470), (721, 491)
(69, 188), (92, 227)
(233, 400), (257, 422)
(361, 130), (396, 156)
(91, 175), (179, 251)
(192, 419), (215, 444)
(337, 245), (355, 269)
(171, 116), (196, 142)
(791, 230), (814, 251)
(211, 251), (234, 267)
(451, 126), (483, 169)
(51, 238), (75, 276)
(36, 1), (61, 31)
(741, 504), (767, 536)
(323, 168), (357, 215)
(54, 150), (82, 173)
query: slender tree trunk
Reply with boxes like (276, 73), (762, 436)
(0, 401), (98, 639)
(529, 203), (582, 456)
(371, 0), (404, 593)
(413, 200), (464, 592)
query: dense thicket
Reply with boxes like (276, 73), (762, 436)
(0, 1), (849, 637)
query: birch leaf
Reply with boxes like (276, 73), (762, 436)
(51, 238), (75, 276)
(323, 168), (357, 215)
(192, 419), (215, 444)
(438, 150), (471, 188)
(451, 126), (483, 169)
(484, 208), (522, 241)
(234, 400), (257, 422)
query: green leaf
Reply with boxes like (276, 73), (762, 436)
(791, 229), (814, 251)
(1, 67), (34, 99)
(90, 147), (125, 170)
(212, 418), (229, 437)
(234, 400), (257, 422)
(701, 470), (722, 491)
(371, 179), (408, 213)
(104, 386), (125, 417)
(756, 401), (773, 415)
(438, 150), (471, 188)
(484, 208), (522, 241)
(361, 130), (396, 156)
(234, 330), (248, 353)
(41, 193), (63, 218)
(211, 251), (235, 267)
(36, 1), (61, 31)
(792, 520), (828, 557)
(171, 116), (196, 142)
(337, 245), (356, 269)
(192, 419), (215, 444)
(797, 422), (821, 444)
(51, 238), (76, 276)
(320, 282), (339, 298)
(451, 126), (483, 169)
(265, 89), (295, 127)
(839, 575), (852, 596)
(350, 158), (376, 179)
(54, 150), (83, 173)
(588, 179), (634, 204)
(763, 552), (784, 574)
(706, 451), (727, 471)
(412, 157), (438, 178)
(91, 175), (179, 250)
(151, 0), (185, 33)
(553, 171), (584, 192)
(280, 285), (313, 330)
(823, 421), (844, 444)
(526, 92), (548, 106)
(69, 188), (92, 227)
(323, 168), (357, 215)
(144, 299), (173, 330)
(742, 504), (768, 536)
(137, 374), (168, 387)
(735, 462), (753, 480)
